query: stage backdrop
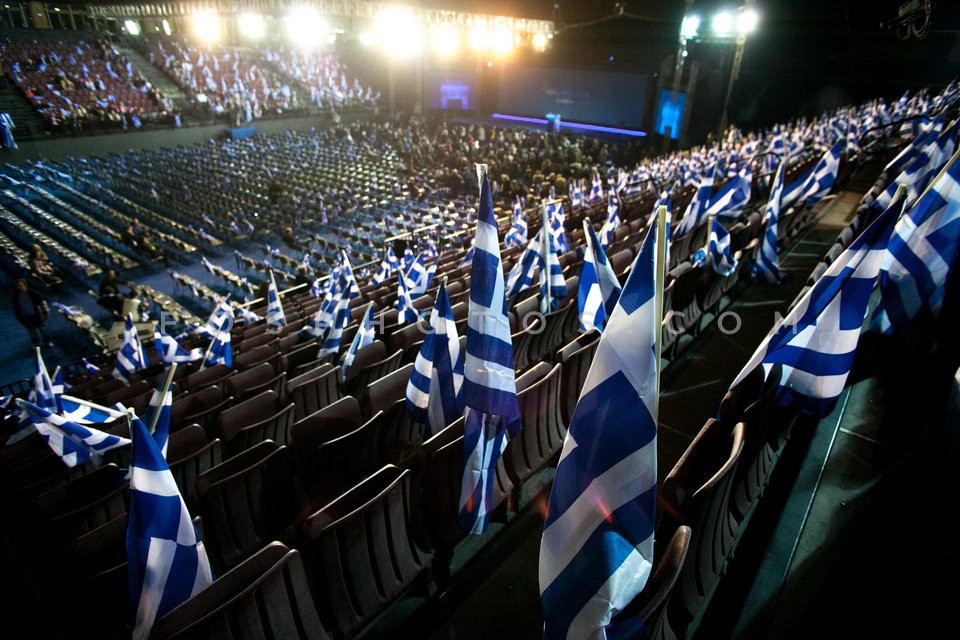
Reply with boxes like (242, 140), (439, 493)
(497, 65), (650, 130)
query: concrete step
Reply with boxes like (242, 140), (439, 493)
(116, 45), (189, 108)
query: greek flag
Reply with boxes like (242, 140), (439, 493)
(406, 283), (464, 437)
(82, 357), (100, 375)
(459, 242), (476, 268)
(127, 416), (214, 640)
(870, 151), (960, 335)
(340, 250), (361, 298)
(599, 189), (621, 249)
(33, 349), (59, 412)
(397, 269), (420, 325)
(506, 235), (543, 298)
(707, 217), (738, 277)
(407, 252), (438, 297)
(201, 316), (232, 370)
(459, 165), (522, 535)
(673, 162), (716, 239)
(266, 271), (286, 329)
(541, 206), (569, 314)
(61, 395), (126, 425)
(870, 119), (958, 214)
(154, 330), (203, 366)
(569, 179), (583, 209)
(19, 399), (131, 467)
(540, 218), (663, 640)
(729, 196), (900, 417)
(235, 300), (261, 325)
(144, 378), (173, 459)
(545, 200), (571, 254)
(780, 139), (844, 211)
(114, 315), (149, 383)
(371, 247), (398, 286)
(340, 302), (376, 382)
(705, 165), (752, 220)
(505, 196), (528, 249)
(588, 172), (604, 202)
(755, 161), (786, 284)
(197, 298), (233, 339)
(317, 275), (351, 359)
(578, 220), (624, 333)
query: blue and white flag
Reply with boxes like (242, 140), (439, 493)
(870, 152), (960, 335)
(127, 416), (213, 640)
(201, 316), (233, 370)
(371, 247), (398, 287)
(540, 206), (568, 314)
(144, 378), (173, 459)
(406, 252), (438, 297)
(570, 179), (583, 209)
(780, 139), (844, 211)
(506, 236), (543, 298)
(578, 220), (623, 333)
(114, 315), (149, 383)
(673, 162), (716, 239)
(707, 217), (738, 277)
(505, 196), (528, 249)
(61, 395), (126, 425)
(154, 330), (203, 366)
(705, 165), (752, 220)
(406, 283), (464, 437)
(459, 242), (476, 268)
(317, 274), (351, 359)
(755, 161), (786, 284)
(340, 302), (376, 382)
(546, 200), (571, 254)
(870, 119), (958, 214)
(20, 399), (131, 467)
(266, 271), (286, 329)
(82, 357), (100, 375)
(729, 197), (900, 417)
(33, 349), (59, 413)
(587, 172), (604, 202)
(396, 269), (420, 325)
(460, 165), (522, 535)
(340, 250), (361, 299)
(540, 218), (663, 640)
(197, 298), (233, 339)
(599, 190), (621, 249)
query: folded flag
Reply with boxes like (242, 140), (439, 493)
(341, 302), (376, 382)
(154, 330), (203, 366)
(19, 398), (131, 467)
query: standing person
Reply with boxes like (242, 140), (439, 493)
(12, 277), (52, 347)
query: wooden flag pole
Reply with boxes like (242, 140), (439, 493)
(654, 205), (669, 420)
(703, 214), (714, 264)
(146, 362), (177, 435)
(199, 315), (227, 371)
(541, 202), (552, 314)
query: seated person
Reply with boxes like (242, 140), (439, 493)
(97, 268), (129, 320)
(27, 244), (60, 285)
(123, 223), (165, 262)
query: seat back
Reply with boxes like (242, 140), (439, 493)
(151, 542), (332, 640)
(286, 364), (342, 421)
(559, 335), (601, 425)
(216, 390), (279, 444)
(345, 349), (404, 406)
(364, 363), (414, 417)
(196, 441), (301, 572)
(168, 425), (223, 514)
(302, 465), (432, 639)
(226, 362), (286, 404)
(501, 363), (566, 491)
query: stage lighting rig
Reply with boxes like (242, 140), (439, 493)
(880, 0), (932, 40)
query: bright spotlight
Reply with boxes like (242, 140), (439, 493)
(124, 19), (140, 36)
(432, 24), (459, 57)
(737, 8), (759, 35)
(491, 25), (514, 56)
(376, 8), (422, 58)
(286, 7), (327, 49)
(532, 32), (548, 52)
(190, 13), (222, 43)
(358, 31), (374, 47)
(161, 19), (172, 36)
(680, 14), (700, 40)
(238, 13), (265, 40)
(712, 11), (734, 36)
(469, 24), (491, 51)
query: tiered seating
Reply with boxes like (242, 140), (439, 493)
(263, 46), (379, 110)
(0, 202), (100, 276)
(0, 37), (173, 131)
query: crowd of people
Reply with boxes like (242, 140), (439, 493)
(263, 46), (379, 111)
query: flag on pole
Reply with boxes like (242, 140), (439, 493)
(870, 150), (960, 335)
(588, 172), (604, 202)
(340, 302), (376, 382)
(113, 315), (149, 383)
(505, 196), (528, 249)
(197, 298), (233, 339)
(396, 268), (420, 325)
(33, 348), (59, 413)
(19, 399), (131, 467)
(540, 204), (568, 314)
(235, 299), (261, 324)
(201, 316), (233, 370)
(154, 330), (203, 366)
(707, 217), (738, 276)
(82, 357), (100, 375)
(60, 395), (126, 425)
(340, 250), (361, 299)
(459, 164), (522, 535)
(780, 139), (844, 211)
(506, 235), (543, 298)
(266, 271), (286, 329)
(406, 283), (464, 437)
(729, 195), (900, 417)
(126, 416), (214, 640)
(546, 200), (571, 254)
(755, 161), (786, 284)
(317, 274), (351, 359)
(144, 377), (173, 459)
(673, 162), (716, 239)
(371, 247), (398, 287)
(599, 189), (621, 249)
(578, 220), (624, 333)
(540, 212), (665, 640)
(705, 165), (752, 220)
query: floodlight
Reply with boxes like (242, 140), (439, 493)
(286, 7), (327, 49)
(124, 20), (140, 36)
(712, 11), (734, 36)
(680, 14), (700, 40)
(432, 24), (459, 57)
(532, 32), (548, 52)
(238, 13), (265, 40)
(190, 12), (222, 43)
(737, 7), (759, 35)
